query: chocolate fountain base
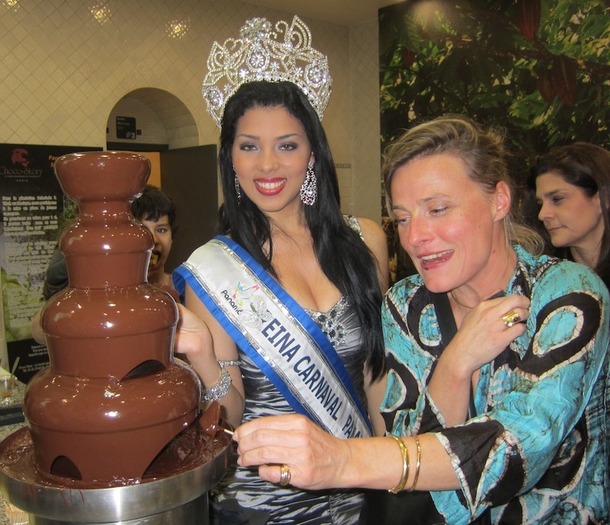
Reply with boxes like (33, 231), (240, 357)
(0, 428), (231, 524)
(26, 493), (208, 525)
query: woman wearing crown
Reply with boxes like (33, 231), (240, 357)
(173, 16), (389, 524)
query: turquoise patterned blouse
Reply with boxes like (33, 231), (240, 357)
(381, 245), (609, 524)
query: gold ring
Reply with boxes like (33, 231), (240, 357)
(502, 309), (521, 328)
(279, 464), (291, 486)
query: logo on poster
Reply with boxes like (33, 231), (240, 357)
(0, 148), (43, 177)
(11, 148), (30, 168)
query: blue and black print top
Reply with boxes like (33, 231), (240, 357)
(381, 245), (609, 524)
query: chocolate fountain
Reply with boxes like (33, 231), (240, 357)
(0, 152), (230, 524)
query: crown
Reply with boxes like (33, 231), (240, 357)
(202, 16), (333, 128)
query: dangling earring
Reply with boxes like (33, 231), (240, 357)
(234, 175), (242, 204)
(300, 163), (317, 206)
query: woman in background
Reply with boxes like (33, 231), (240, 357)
(528, 142), (610, 287)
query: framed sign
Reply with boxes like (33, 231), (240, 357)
(116, 116), (137, 140)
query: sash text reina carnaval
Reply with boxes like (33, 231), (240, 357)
(220, 288), (363, 438)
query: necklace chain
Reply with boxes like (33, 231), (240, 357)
(449, 292), (477, 310)
(449, 247), (517, 310)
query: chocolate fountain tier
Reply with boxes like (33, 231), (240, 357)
(60, 209), (153, 289)
(54, 152), (151, 202)
(42, 285), (178, 378)
(24, 361), (201, 483)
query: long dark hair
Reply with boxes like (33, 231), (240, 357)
(528, 142), (610, 287)
(217, 80), (384, 378)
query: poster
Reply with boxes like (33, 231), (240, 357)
(0, 144), (100, 383)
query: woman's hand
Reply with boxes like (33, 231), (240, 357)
(174, 303), (213, 360)
(233, 414), (349, 490)
(235, 415), (462, 492)
(451, 294), (530, 375)
(429, 294), (530, 425)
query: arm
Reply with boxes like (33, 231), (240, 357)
(357, 216), (389, 293)
(364, 366), (387, 436)
(175, 285), (245, 428)
(418, 262), (609, 519)
(234, 414), (459, 491)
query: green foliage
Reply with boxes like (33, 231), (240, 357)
(379, 0), (610, 178)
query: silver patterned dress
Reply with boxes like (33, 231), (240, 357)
(211, 296), (368, 524)
(206, 215), (371, 524)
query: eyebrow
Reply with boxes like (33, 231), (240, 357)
(391, 194), (448, 211)
(235, 133), (302, 140)
(143, 219), (171, 227)
(537, 188), (565, 198)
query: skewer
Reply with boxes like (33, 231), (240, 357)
(10, 357), (20, 378)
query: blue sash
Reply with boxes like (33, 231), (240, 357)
(173, 235), (372, 438)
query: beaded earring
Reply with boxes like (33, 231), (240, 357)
(234, 176), (242, 204)
(300, 163), (317, 206)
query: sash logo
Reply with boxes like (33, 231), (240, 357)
(221, 289), (242, 315)
(224, 282), (273, 329)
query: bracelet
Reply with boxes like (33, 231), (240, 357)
(388, 435), (409, 494)
(202, 366), (232, 402)
(218, 360), (240, 368)
(407, 436), (421, 491)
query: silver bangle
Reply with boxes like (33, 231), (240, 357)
(202, 366), (232, 402)
(218, 360), (240, 368)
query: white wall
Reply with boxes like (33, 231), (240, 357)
(0, 0), (382, 220)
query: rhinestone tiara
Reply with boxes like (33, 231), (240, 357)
(202, 16), (333, 128)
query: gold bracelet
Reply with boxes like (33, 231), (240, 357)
(407, 436), (421, 491)
(388, 435), (409, 494)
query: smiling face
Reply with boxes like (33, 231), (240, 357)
(535, 170), (603, 254)
(141, 215), (173, 285)
(231, 105), (313, 217)
(390, 153), (510, 295)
